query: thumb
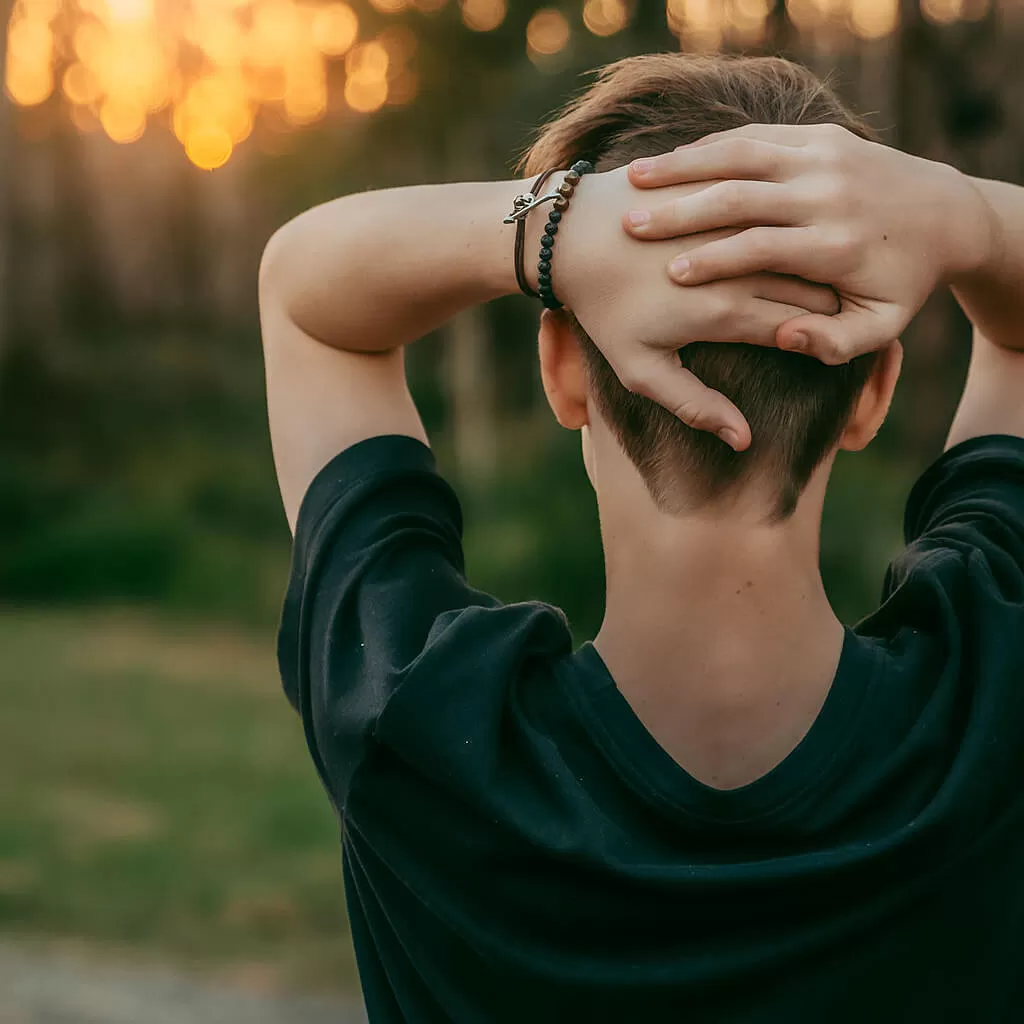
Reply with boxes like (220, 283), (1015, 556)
(776, 308), (899, 364)
(623, 353), (752, 452)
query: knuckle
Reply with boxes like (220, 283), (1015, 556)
(826, 225), (858, 255)
(748, 230), (774, 262)
(813, 140), (844, 171)
(719, 137), (750, 166)
(699, 292), (731, 329)
(617, 367), (650, 396)
(816, 338), (845, 365)
(718, 181), (745, 217)
(670, 196), (690, 223)
(671, 398), (705, 429)
(814, 174), (846, 208)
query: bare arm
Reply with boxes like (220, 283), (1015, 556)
(947, 177), (1024, 449)
(259, 180), (527, 530)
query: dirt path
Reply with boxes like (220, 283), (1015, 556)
(0, 942), (368, 1024)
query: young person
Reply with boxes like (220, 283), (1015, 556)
(260, 54), (1024, 1021)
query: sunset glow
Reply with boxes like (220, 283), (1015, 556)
(3, 0), (983, 169)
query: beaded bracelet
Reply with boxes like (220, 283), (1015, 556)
(536, 160), (594, 310)
(502, 159), (595, 309)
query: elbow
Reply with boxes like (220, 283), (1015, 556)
(258, 224), (293, 312)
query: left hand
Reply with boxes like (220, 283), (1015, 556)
(622, 123), (997, 364)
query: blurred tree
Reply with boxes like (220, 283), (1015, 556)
(0, 0), (12, 363)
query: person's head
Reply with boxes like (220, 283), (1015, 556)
(523, 54), (901, 525)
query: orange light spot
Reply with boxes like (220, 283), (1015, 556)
(62, 61), (101, 105)
(345, 40), (389, 79)
(8, 17), (54, 66)
(920, 0), (965, 22)
(99, 95), (147, 142)
(460, 0), (506, 31)
(583, 0), (629, 36)
(849, 0), (898, 37)
(310, 2), (358, 56)
(344, 73), (387, 112)
(526, 9), (570, 56)
(186, 123), (234, 170)
(5, 61), (54, 106)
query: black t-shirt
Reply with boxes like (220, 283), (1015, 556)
(278, 433), (1024, 1023)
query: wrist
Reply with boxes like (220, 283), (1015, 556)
(518, 171), (569, 295)
(942, 169), (1003, 283)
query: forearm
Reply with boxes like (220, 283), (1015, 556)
(951, 177), (1024, 352)
(259, 178), (542, 352)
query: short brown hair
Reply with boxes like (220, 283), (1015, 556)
(522, 54), (880, 519)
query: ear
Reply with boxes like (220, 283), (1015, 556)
(538, 309), (590, 431)
(839, 340), (903, 452)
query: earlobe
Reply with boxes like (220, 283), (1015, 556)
(538, 310), (590, 431)
(839, 340), (903, 452)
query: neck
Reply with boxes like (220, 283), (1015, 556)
(594, 466), (843, 712)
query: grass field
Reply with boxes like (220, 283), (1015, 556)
(0, 606), (359, 995)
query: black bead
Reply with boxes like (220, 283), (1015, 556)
(539, 247), (552, 260)
(540, 234), (554, 248)
(537, 260), (550, 273)
(548, 210), (562, 223)
(544, 222), (558, 235)
(537, 273), (551, 286)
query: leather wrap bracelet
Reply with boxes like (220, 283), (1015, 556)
(503, 159), (595, 309)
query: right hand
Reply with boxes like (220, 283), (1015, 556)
(622, 123), (999, 366)
(541, 165), (840, 451)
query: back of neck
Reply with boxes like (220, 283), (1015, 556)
(594, 498), (843, 712)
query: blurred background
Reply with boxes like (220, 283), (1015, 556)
(0, 0), (1020, 1019)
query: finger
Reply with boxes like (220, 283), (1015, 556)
(669, 227), (822, 285)
(628, 137), (799, 189)
(747, 274), (839, 316)
(776, 308), (903, 365)
(689, 297), (841, 348)
(686, 123), (820, 149)
(621, 353), (752, 451)
(625, 181), (803, 240)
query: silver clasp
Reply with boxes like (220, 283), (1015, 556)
(502, 190), (561, 224)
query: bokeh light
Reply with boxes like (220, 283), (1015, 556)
(668, 0), (728, 49)
(344, 40), (390, 113)
(99, 94), (146, 143)
(527, 9), (571, 62)
(850, 0), (899, 37)
(1, 0), (963, 170)
(583, 0), (631, 35)
(920, 0), (965, 21)
(461, 0), (508, 32)
(185, 122), (234, 170)
(310, 3), (359, 56)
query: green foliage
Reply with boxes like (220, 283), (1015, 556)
(0, 608), (356, 991)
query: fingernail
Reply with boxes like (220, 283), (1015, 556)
(718, 428), (741, 450)
(670, 257), (692, 279)
(787, 331), (809, 351)
(627, 209), (650, 227)
(631, 158), (654, 175)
